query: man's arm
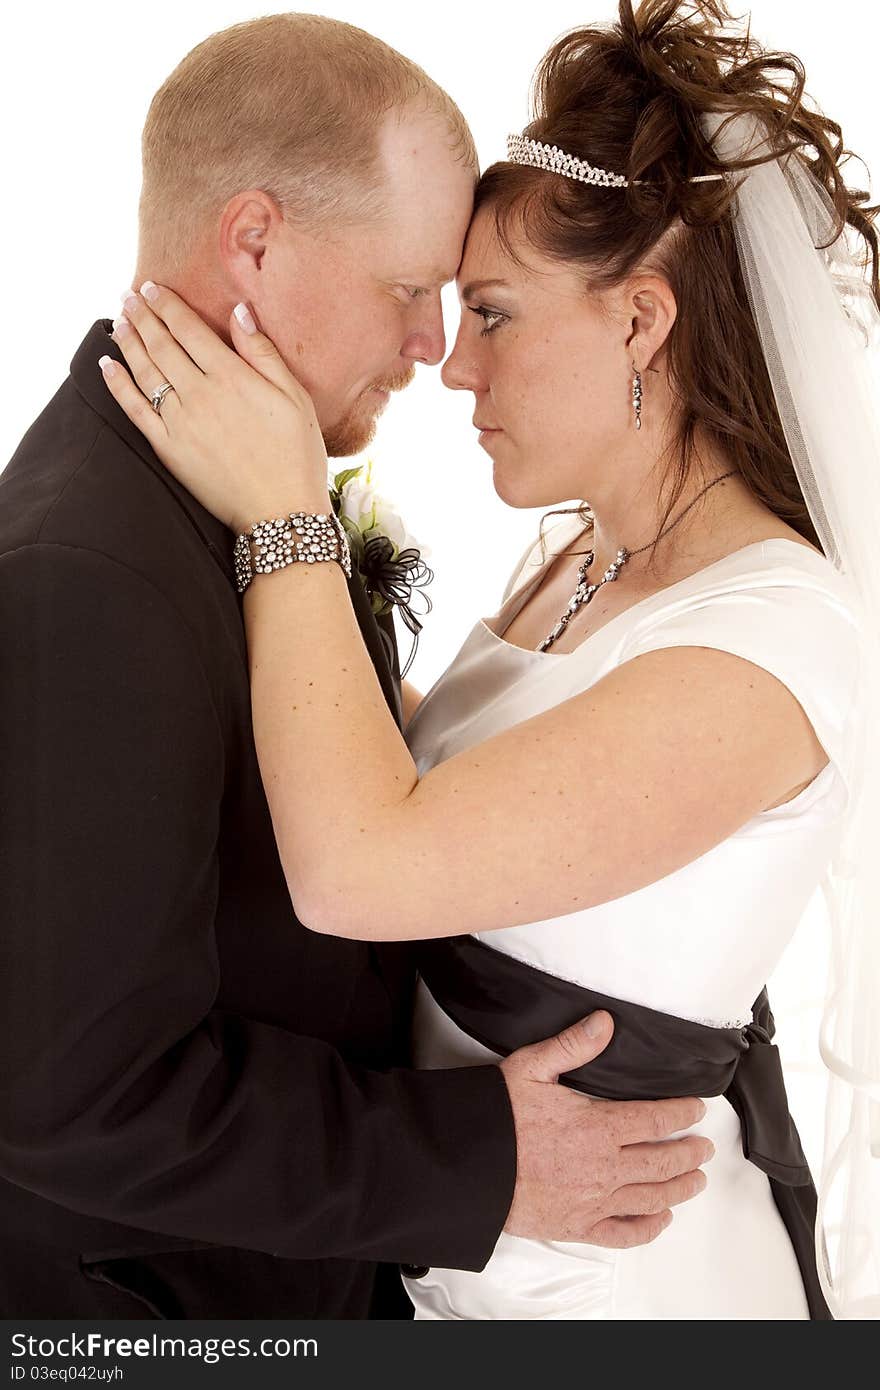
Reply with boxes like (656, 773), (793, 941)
(0, 542), (514, 1269)
(0, 543), (711, 1263)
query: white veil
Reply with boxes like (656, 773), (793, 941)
(701, 109), (880, 1319)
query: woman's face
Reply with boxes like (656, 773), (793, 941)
(441, 205), (641, 509)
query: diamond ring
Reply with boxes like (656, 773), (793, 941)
(150, 382), (175, 414)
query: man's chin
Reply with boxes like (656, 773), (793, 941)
(323, 371), (412, 458)
(322, 408), (380, 460)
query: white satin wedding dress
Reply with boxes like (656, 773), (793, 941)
(402, 516), (859, 1320)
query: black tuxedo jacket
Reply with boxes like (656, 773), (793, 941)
(0, 321), (516, 1319)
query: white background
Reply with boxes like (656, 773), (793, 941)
(2, 1), (878, 1167)
(4, 0), (878, 687)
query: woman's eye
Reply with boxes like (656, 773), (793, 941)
(468, 305), (506, 336)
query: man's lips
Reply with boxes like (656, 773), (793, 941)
(367, 369), (415, 408)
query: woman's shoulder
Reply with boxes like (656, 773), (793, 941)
(624, 530), (860, 648)
(616, 532), (861, 771)
(688, 532), (858, 617)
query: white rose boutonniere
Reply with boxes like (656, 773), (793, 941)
(329, 461), (433, 677)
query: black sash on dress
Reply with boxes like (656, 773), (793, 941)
(417, 935), (831, 1320)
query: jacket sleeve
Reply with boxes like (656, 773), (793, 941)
(0, 543), (516, 1268)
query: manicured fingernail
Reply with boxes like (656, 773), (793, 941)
(233, 302), (257, 335)
(121, 291), (139, 315)
(584, 1011), (609, 1038)
(140, 280), (159, 303)
(98, 356), (117, 376)
(112, 315), (132, 336)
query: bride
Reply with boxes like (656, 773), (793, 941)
(98, 0), (879, 1320)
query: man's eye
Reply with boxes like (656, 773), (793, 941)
(468, 306), (506, 335)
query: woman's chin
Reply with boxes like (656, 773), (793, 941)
(492, 459), (554, 511)
(493, 474), (536, 509)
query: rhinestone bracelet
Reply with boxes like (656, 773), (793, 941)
(233, 510), (352, 595)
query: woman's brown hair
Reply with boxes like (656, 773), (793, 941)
(476, 0), (879, 562)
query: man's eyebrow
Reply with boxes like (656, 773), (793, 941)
(460, 278), (513, 299)
(390, 270), (458, 288)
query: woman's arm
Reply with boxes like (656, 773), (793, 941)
(102, 286), (828, 942)
(242, 557), (824, 941)
(401, 680), (424, 727)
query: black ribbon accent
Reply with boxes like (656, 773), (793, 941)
(361, 536), (434, 679)
(417, 935), (831, 1319)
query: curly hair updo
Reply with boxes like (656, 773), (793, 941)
(476, 0), (879, 559)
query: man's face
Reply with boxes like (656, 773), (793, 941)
(250, 107), (476, 456)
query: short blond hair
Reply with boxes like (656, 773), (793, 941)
(138, 13), (477, 271)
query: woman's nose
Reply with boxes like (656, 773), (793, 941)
(441, 334), (481, 392)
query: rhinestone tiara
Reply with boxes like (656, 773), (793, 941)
(506, 133), (726, 189)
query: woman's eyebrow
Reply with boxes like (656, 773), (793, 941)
(460, 278), (513, 299)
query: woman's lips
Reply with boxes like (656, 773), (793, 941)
(475, 419), (501, 435)
(476, 425), (502, 448)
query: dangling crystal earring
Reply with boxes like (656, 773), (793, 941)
(631, 364), (642, 430)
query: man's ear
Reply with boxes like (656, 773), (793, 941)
(218, 189), (284, 288)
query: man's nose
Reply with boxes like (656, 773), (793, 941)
(402, 296), (446, 366)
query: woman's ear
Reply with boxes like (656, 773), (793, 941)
(625, 276), (678, 369)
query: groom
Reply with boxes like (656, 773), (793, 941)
(0, 15), (709, 1319)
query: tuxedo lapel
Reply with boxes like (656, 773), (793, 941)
(71, 321), (236, 588)
(70, 320), (402, 723)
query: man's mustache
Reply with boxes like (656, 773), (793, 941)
(372, 365), (417, 395)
